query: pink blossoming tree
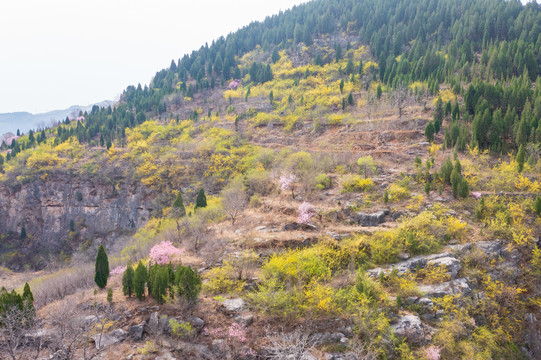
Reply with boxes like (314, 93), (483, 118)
(297, 202), (316, 225)
(149, 241), (185, 265)
(279, 174), (297, 198)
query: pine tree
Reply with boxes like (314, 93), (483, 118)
(172, 192), (186, 218)
(533, 195), (541, 216)
(516, 144), (526, 173)
(376, 85), (382, 100)
(122, 263), (135, 297)
(22, 282), (35, 325)
(458, 178), (469, 198)
(339, 79), (344, 94)
(20, 225), (26, 239)
(175, 265), (202, 302)
(94, 245), (109, 289)
(348, 92), (354, 106)
(151, 266), (169, 304)
(134, 261), (148, 300)
(195, 189), (207, 209)
(425, 121), (435, 142)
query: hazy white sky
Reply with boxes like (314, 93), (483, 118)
(0, 0), (306, 114)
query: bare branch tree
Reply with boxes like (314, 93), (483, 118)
(0, 306), (42, 360)
(221, 179), (248, 226)
(392, 82), (410, 119)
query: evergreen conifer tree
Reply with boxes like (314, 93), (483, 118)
(151, 266), (169, 304)
(195, 189), (207, 209)
(516, 145), (526, 173)
(20, 226), (26, 239)
(122, 263), (135, 297)
(94, 245), (109, 289)
(534, 195), (541, 216)
(172, 192), (186, 218)
(134, 261), (147, 300)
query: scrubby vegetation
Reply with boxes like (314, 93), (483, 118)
(1, 0), (541, 358)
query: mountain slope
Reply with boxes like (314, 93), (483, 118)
(1, 0), (541, 359)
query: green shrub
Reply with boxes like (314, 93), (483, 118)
(169, 319), (194, 339)
(174, 265), (202, 302)
(314, 173), (332, 190)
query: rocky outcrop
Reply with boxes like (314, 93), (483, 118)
(392, 315), (428, 345)
(0, 174), (154, 268)
(368, 252), (459, 278)
(92, 328), (128, 350)
(419, 278), (471, 298)
(352, 209), (389, 226)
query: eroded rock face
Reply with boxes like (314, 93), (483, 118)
(0, 175), (153, 268)
(353, 210), (388, 227)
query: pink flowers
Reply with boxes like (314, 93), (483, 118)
(228, 322), (247, 342)
(149, 241), (185, 265)
(279, 173), (297, 197)
(471, 191), (482, 199)
(110, 265), (127, 277)
(297, 202), (316, 225)
(425, 345), (441, 360)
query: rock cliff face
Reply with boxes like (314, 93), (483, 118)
(0, 175), (153, 269)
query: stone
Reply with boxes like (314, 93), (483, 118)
(129, 323), (145, 341)
(353, 210), (387, 227)
(92, 329), (127, 350)
(427, 256), (461, 278)
(475, 240), (502, 258)
(186, 316), (205, 329)
(234, 313), (254, 326)
(24, 328), (58, 345)
(176, 341), (214, 359)
(367, 252), (456, 277)
(148, 312), (160, 333)
(419, 278), (471, 298)
(223, 298), (245, 312)
(391, 315), (425, 345)
(300, 353), (318, 360)
(211, 339), (229, 356)
(156, 352), (176, 360)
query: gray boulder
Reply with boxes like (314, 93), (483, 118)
(419, 278), (471, 298)
(186, 316), (205, 329)
(129, 322), (145, 341)
(222, 298), (245, 312)
(427, 256), (461, 278)
(391, 315), (425, 345)
(92, 329), (127, 350)
(353, 210), (388, 226)
(176, 341), (214, 359)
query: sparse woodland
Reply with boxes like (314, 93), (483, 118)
(1, 0), (541, 359)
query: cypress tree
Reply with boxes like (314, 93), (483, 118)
(122, 263), (135, 297)
(348, 92), (354, 106)
(22, 282), (35, 325)
(134, 261), (148, 300)
(20, 226), (26, 239)
(534, 195), (541, 216)
(516, 145), (526, 173)
(172, 192), (186, 218)
(94, 245), (109, 289)
(425, 121), (435, 142)
(175, 265), (202, 302)
(458, 178), (469, 198)
(195, 189), (207, 209)
(151, 266), (169, 304)
(376, 85), (382, 100)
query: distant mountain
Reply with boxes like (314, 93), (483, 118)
(0, 100), (116, 135)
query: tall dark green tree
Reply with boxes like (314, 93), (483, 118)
(94, 245), (109, 289)
(20, 226), (26, 239)
(151, 266), (169, 304)
(175, 265), (202, 302)
(195, 189), (207, 209)
(425, 121), (435, 142)
(172, 192), (186, 218)
(516, 145), (526, 173)
(122, 263), (135, 297)
(134, 261), (148, 300)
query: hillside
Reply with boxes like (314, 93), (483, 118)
(1, 0), (541, 359)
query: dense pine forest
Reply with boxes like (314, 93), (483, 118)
(1, 0), (541, 359)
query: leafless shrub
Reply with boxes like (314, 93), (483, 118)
(262, 328), (315, 359)
(0, 306), (43, 360)
(31, 265), (95, 308)
(221, 178), (248, 226)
